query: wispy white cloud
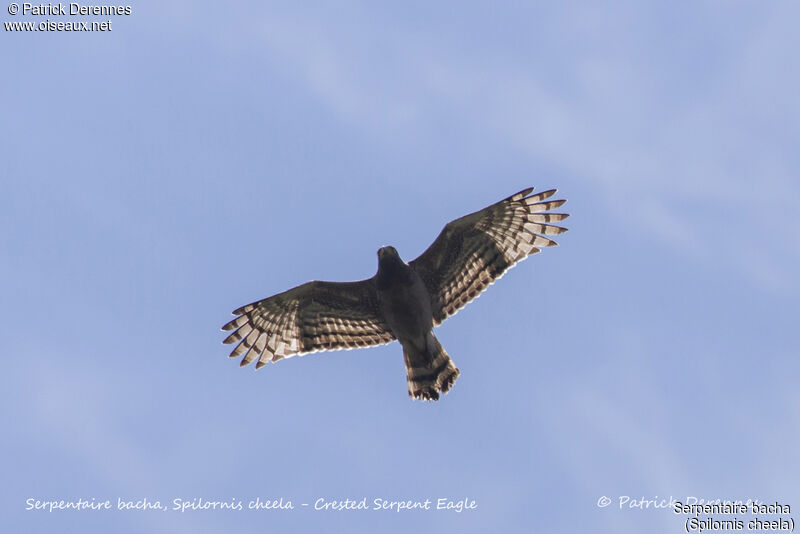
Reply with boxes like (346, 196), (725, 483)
(248, 3), (799, 292)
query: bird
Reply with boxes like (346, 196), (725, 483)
(222, 187), (569, 401)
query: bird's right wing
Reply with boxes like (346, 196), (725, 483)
(409, 187), (569, 325)
(222, 278), (395, 369)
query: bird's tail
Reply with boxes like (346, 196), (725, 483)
(404, 333), (460, 401)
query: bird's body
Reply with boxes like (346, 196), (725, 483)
(376, 247), (432, 341)
(222, 187), (569, 401)
(376, 246), (457, 400)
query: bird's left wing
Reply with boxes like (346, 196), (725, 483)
(410, 187), (569, 325)
(222, 278), (395, 369)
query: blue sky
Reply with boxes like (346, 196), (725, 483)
(2, 2), (799, 532)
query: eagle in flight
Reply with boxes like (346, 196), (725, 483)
(222, 187), (568, 401)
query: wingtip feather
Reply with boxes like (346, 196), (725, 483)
(509, 187), (534, 201)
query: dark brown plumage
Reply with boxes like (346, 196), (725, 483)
(222, 187), (568, 400)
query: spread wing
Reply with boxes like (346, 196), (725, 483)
(409, 187), (569, 325)
(221, 278), (395, 369)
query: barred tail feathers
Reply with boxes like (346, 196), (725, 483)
(404, 334), (460, 401)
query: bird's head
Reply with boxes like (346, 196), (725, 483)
(377, 246), (399, 260)
(376, 246), (406, 282)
